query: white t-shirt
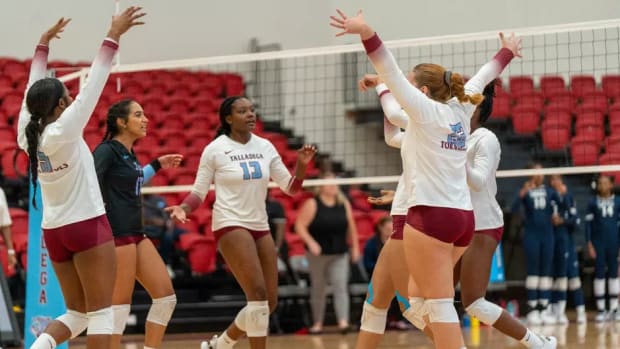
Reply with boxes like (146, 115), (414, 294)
(17, 40), (118, 229)
(191, 133), (294, 231)
(368, 39), (511, 211)
(0, 188), (11, 227)
(466, 127), (503, 230)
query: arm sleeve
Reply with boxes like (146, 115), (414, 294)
(17, 44), (49, 150)
(376, 84), (409, 129)
(464, 48), (515, 96)
(42, 39), (118, 145)
(92, 143), (115, 197)
(142, 159), (162, 183)
(269, 144), (302, 195)
(466, 133), (500, 192)
(189, 146), (215, 202)
(383, 116), (404, 148)
(363, 34), (440, 124)
(584, 200), (595, 242)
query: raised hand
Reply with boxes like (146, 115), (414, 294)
(158, 154), (183, 169)
(107, 6), (146, 41)
(39, 17), (71, 46)
(358, 74), (382, 92)
(499, 32), (523, 58)
(329, 9), (374, 39)
(297, 144), (317, 166)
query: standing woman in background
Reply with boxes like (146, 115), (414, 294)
(295, 172), (360, 334)
(93, 99), (183, 349)
(166, 96), (316, 349)
(17, 9), (145, 349)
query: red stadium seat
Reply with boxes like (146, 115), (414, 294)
(512, 110), (540, 135)
(575, 101), (607, 116)
(220, 73), (245, 96)
(192, 97), (220, 114)
(191, 208), (212, 228)
(509, 76), (534, 97)
(545, 90), (575, 108)
(514, 92), (545, 110)
(570, 142), (599, 166)
(575, 125), (605, 143)
(602, 75), (620, 99)
(285, 231), (305, 257)
(178, 232), (217, 274)
(120, 79), (146, 96)
(1, 147), (28, 179)
(541, 127), (571, 151)
(166, 97), (192, 114)
(353, 211), (374, 251)
(570, 75), (596, 97)
(9, 208), (28, 253)
(540, 76), (565, 95)
(575, 111), (604, 129)
(544, 101), (572, 115)
(599, 152), (620, 182)
(159, 130), (187, 148)
(490, 95), (511, 119)
(542, 112), (571, 128)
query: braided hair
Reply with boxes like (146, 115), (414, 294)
(214, 96), (244, 140)
(24, 78), (66, 208)
(103, 99), (134, 141)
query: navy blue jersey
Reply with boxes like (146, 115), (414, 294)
(554, 192), (579, 234)
(519, 185), (560, 234)
(585, 195), (620, 243)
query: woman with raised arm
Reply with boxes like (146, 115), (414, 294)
(165, 96), (315, 349)
(17, 8), (145, 349)
(331, 10), (517, 349)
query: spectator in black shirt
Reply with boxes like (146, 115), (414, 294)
(93, 99), (182, 349)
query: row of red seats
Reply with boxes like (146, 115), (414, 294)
(507, 75), (620, 98)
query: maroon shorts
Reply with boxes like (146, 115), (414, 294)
(390, 215), (406, 240)
(406, 206), (474, 247)
(43, 215), (114, 263)
(474, 226), (504, 243)
(213, 226), (270, 242)
(114, 234), (147, 247)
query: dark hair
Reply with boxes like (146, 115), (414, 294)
(214, 96), (245, 139)
(478, 80), (497, 124)
(103, 99), (134, 141)
(25, 78), (66, 208)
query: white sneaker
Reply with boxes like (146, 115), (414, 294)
(540, 335), (557, 349)
(540, 307), (557, 326)
(576, 309), (587, 324)
(614, 309), (620, 322)
(528, 310), (543, 326)
(595, 311), (607, 322)
(200, 335), (217, 349)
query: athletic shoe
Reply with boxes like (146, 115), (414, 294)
(200, 335), (217, 349)
(576, 309), (587, 324)
(527, 310), (543, 326)
(540, 307), (557, 326)
(594, 310), (607, 322)
(539, 335), (557, 349)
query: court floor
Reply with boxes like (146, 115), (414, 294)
(66, 321), (620, 349)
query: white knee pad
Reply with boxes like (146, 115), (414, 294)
(553, 277), (568, 292)
(57, 310), (88, 339)
(112, 304), (131, 335)
(403, 297), (426, 330)
(146, 294), (177, 326)
(425, 298), (459, 324)
(245, 301), (269, 337)
(360, 302), (388, 334)
(465, 298), (503, 326)
(234, 306), (247, 332)
(87, 307), (114, 335)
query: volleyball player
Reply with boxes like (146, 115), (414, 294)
(585, 175), (620, 322)
(515, 164), (561, 326)
(94, 99), (183, 349)
(331, 10), (517, 349)
(548, 174), (586, 324)
(17, 9), (145, 349)
(362, 74), (556, 348)
(165, 97), (316, 349)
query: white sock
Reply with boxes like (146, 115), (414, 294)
(520, 329), (544, 348)
(609, 278), (619, 311)
(576, 305), (586, 315)
(216, 331), (237, 349)
(30, 333), (57, 349)
(557, 300), (567, 315)
(527, 300), (538, 309)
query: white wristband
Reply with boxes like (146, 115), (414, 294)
(7, 249), (15, 255)
(375, 83), (389, 96)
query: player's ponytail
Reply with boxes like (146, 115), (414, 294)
(24, 77), (65, 209)
(215, 96), (243, 140)
(450, 72), (484, 106)
(103, 99), (133, 141)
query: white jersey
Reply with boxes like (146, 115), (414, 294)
(0, 188), (11, 227)
(17, 40), (118, 229)
(191, 133), (294, 231)
(466, 128), (503, 230)
(367, 36), (513, 211)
